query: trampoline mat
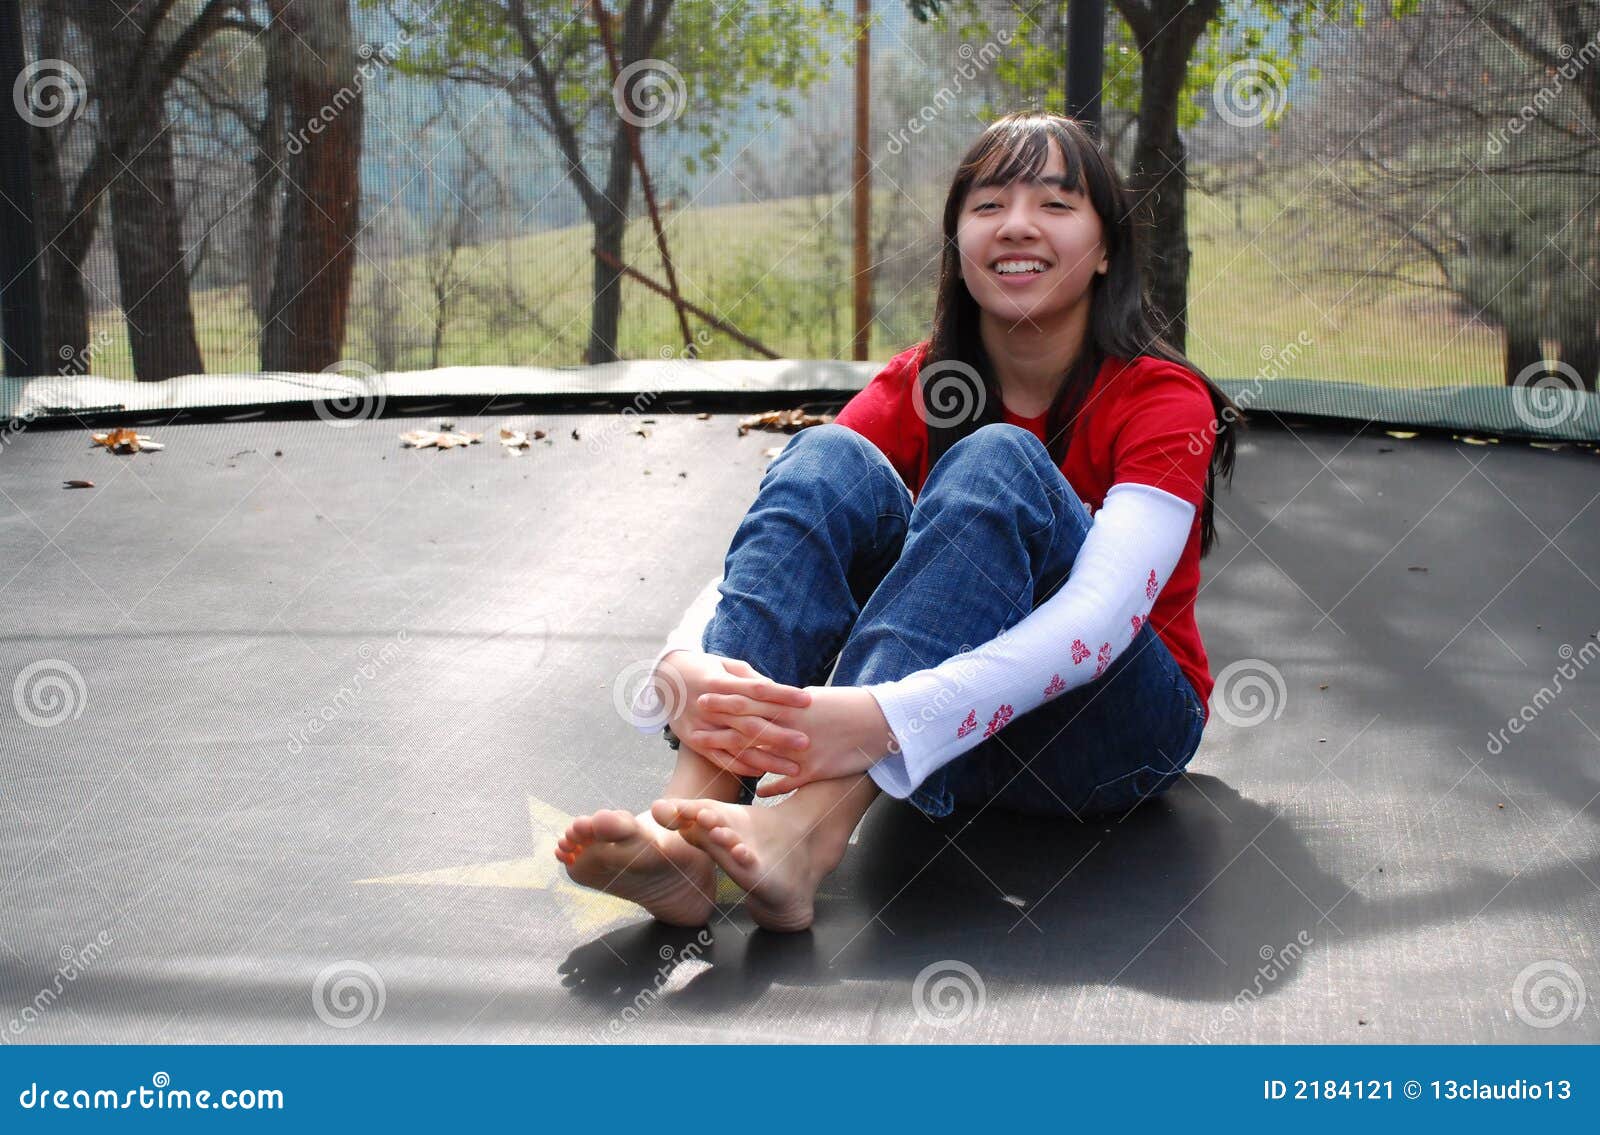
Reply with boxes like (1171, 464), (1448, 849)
(1, 409), (1597, 1043)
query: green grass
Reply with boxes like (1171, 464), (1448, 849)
(82, 166), (1501, 387)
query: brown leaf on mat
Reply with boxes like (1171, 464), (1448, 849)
(91, 429), (163, 453)
(737, 408), (834, 436)
(63, 479), (94, 489)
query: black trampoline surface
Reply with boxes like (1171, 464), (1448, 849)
(1, 408), (1597, 1044)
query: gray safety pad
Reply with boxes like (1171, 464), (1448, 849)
(0, 410), (1596, 1042)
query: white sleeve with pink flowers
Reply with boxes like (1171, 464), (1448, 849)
(863, 481), (1197, 800)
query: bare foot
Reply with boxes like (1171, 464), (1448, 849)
(554, 809), (716, 927)
(651, 798), (846, 932)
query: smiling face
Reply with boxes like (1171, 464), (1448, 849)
(954, 137), (1109, 329)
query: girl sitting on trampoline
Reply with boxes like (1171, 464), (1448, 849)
(555, 110), (1241, 932)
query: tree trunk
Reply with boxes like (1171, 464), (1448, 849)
(1126, 79), (1190, 348)
(584, 123), (634, 364)
(249, 16), (292, 328)
(1503, 332), (1544, 386)
(261, 0), (362, 372)
(1116, 0), (1218, 354)
(98, 34), (205, 380)
(1558, 333), (1599, 392)
(28, 2), (89, 369)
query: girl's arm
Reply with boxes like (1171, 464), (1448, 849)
(860, 481), (1196, 798)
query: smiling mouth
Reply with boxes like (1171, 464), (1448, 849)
(990, 258), (1051, 276)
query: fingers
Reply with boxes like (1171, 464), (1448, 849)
(695, 710), (809, 758)
(706, 673), (812, 708)
(687, 729), (801, 776)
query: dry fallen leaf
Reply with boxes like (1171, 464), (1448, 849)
(62, 479), (94, 489)
(1530, 441), (1565, 451)
(399, 429), (482, 450)
(738, 408), (834, 436)
(498, 425), (531, 450)
(632, 424), (651, 438)
(1384, 429), (1418, 440)
(91, 429), (163, 453)
(695, 412), (712, 420)
(762, 446), (784, 459)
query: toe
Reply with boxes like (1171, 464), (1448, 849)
(689, 803), (723, 829)
(571, 815), (596, 842)
(650, 799), (684, 829)
(592, 810), (636, 842)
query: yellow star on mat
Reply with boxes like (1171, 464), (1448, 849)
(356, 796), (743, 934)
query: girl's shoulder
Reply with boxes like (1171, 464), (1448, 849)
(1104, 353), (1210, 395)
(874, 340), (931, 386)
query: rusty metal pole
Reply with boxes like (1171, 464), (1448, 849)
(851, 0), (872, 361)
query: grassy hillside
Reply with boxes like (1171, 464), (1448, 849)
(84, 169), (1501, 387)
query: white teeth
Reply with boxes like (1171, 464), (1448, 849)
(994, 260), (1047, 275)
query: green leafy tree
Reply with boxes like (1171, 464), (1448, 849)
(909, 0), (1379, 352)
(373, 0), (849, 363)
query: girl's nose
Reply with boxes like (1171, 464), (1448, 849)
(995, 203), (1040, 240)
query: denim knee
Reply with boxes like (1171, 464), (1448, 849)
(921, 423), (1067, 528)
(770, 423), (908, 505)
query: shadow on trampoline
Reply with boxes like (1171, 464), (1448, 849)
(556, 772), (1598, 1026)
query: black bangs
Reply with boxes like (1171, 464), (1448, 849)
(968, 121), (1085, 195)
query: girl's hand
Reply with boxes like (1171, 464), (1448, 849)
(655, 651), (812, 779)
(694, 684), (898, 797)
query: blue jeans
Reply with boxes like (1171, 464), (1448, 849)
(699, 422), (1206, 820)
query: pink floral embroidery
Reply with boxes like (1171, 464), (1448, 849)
(1130, 614), (1143, 638)
(956, 710), (978, 739)
(1093, 641), (1112, 678)
(982, 704), (1014, 738)
(1071, 638), (1091, 665)
(1044, 673), (1066, 698)
(1145, 569), (1159, 600)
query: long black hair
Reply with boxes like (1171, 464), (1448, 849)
(921, 111), (1241, 557)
